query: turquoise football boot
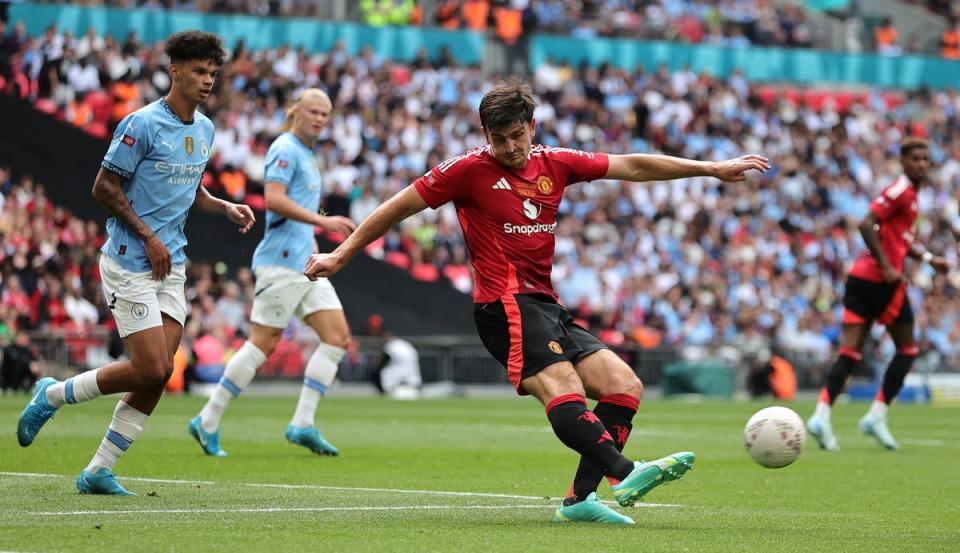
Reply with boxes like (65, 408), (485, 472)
(76, 468), (135, 496)
(17, 377), (60, 447)
(188, 416), (228, 457)
(286, 425), (339, 456)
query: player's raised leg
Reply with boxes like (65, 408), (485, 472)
(286, 306), (349, 456)
(859, 322), (916, 450)
(191, 323), (274, 456)
(18, 259), (169, 448)
(808, 321), (870, 451)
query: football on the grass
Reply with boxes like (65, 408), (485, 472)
(744, 406), (805, 468)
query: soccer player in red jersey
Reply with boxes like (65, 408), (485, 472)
(305, 78), (769, 523)
(807, 137), (949, 452)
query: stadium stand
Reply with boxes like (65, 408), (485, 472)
(7, 1), (853, 53)
(2, 23), (960, 388)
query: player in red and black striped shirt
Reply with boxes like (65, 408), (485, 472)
(807, 137), (949, 452)
(305, 78), (769, 523)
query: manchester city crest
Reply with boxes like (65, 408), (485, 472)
(131, 303), (149, 320)
(200, 140), (209, 157)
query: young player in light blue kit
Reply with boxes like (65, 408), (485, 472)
(16, 31), (255, 495)
(189, 89), (355, 457)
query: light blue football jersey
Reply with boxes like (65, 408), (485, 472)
(100, 98), (215, 273)
(252, 132), (322, 272)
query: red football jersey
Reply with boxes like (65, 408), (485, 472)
(413, 144), (609, 303)
(848, 175), (918, 283)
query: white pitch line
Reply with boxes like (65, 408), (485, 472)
(29, 505), (552, 516)
(0, 471), (681, 508)
(899, 438), (945, 447)
(242, 482), (551, 500)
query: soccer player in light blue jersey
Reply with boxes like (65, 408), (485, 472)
(16, 31), (255, 495)
(190, 89), (356, 457)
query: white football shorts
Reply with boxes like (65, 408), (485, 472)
(251, 265), (343, 329)
(99, 254), (188, 338)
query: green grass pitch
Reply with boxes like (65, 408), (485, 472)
(1, 394), (957, 552)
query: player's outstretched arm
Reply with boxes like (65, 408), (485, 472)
(304, 184), (428, 280)
(193, 184), (255, 233)
(93, 167), (171, 280)
(604, 153), (770, 183)
(263, 182), (355, 236)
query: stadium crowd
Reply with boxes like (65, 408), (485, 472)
(18, 0), (920, 55)
(2, 24), (960, 386)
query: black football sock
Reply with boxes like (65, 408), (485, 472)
(877, 347), (917, 404)
(545, 394), (635, 488)
(821, 347), (862, 405)
(564, 394), (639, 505)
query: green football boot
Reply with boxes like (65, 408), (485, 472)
(612, 451), (695, 507)
(554, 492), (635, 524)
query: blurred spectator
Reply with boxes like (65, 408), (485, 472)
(0, 331), (39, 393)
(940, 18), (960, 59)
(372, 330), (423, 398)
(874, 16), (901, 56)
(191, 324), (228, 383)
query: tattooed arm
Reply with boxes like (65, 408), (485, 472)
(92, 167), (171, 280)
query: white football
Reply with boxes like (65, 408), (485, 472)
(743, 406), (805, 468)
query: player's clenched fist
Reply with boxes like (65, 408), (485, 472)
(304, 253), (344, 281)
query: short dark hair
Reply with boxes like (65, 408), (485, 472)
(165, 31), (225, 66)
(478, 76), (536, 132)
(901, 136), (929, 157)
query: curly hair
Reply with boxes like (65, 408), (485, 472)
(164, 31), (225, 66)
(478, 76), (537, 132)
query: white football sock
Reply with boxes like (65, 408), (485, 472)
(46, 369), (102, 408)
(290, 343), (344, 428)
(813, 401), (831, 422)
(199, 341), (266, 433)
(866, 399), (888, 419)
(86, 401), (148, 473)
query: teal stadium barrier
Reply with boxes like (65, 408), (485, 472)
(804, 0), (852, 11)
(9, 2), (485, 64)
(10, 2), (960, 88)
(529, 35), (960, 89)
(661, 362), (735, 399)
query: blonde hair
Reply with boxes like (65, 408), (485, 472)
(281, 88), (332, 132)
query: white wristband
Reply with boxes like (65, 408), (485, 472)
(922, 251), (934, 263)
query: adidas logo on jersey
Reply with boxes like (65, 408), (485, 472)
(492, 178), (512, 191)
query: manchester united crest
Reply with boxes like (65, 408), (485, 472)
(184, 136), (195, 155)
(537, 175), (554, 195)
(548, 340), (563, 354)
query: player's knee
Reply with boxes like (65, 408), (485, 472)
(625, 375), (644, 401)
(161, 356), (175, 383)
(603, 357), (642, 399)
(133, 357), (170, 390)
(250, 334), (281, 357)
(258, 340), (279, 357)
(608, 369), (642, 400)
(326, 332), (351, 350)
